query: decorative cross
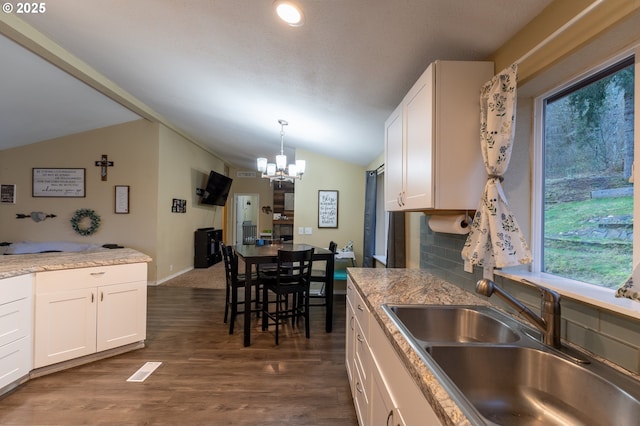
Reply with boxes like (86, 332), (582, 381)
(94, 154), (114, 181)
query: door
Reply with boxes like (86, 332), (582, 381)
(234, 194), (259, 244)
(97, 281), (147, 352)
(384, 104), (404, 211)
(404, 64), (434, 209)
(34, 288), (97, 368)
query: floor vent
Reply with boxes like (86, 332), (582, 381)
(126, 361), (162, 382)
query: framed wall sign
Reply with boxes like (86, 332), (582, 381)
(115, 185), (130, 214)
(0, 184), (16, 204)
(318, 190), (338, 228)
(33, 168), (85, 198)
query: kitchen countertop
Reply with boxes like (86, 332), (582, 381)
(349, 267), (640, 426)
(0, 248), (152, 279)
(347, 267), (490, 426)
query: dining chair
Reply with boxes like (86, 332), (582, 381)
(309, 241), (337, 307)
(260, 248), (314, 344)
(221, 243), (260, 335)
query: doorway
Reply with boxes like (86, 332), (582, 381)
(234, 194), (259, 245)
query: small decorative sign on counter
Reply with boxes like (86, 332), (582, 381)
(318, 190), (338, 228)
(33, 168), (85, 198)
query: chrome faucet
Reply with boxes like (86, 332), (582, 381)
(476, 279), (561, 349)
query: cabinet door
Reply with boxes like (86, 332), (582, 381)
(371, 365), (407, 426)
(34, 288), (97, 368)
(384, 103), (404, 211)
(0, 336), (31, 388)
(346, 296), (355, 387)
(97, 281), (147, 352)
(403, 64), (434, 210)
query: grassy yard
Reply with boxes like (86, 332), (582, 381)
(544, 196), (632, 289)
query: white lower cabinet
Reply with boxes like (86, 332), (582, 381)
(346, 277), (442, 425)
(34, 263), (147, 368)
(371, 363), (406, 426)
(347, 279), (371, 425)
(345, 283), (355, 385)
(0, 274), (33, 389)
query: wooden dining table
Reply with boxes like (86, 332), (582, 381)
(234, 243), (335, 347)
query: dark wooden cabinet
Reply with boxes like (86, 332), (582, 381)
(194, 228), (222, 268)
(273, 182), (294, 241)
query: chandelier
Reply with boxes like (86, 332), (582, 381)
(257, 119), (306, 183)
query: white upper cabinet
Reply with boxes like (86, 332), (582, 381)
(385, 60), (493, 211)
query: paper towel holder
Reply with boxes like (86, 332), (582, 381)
(463, 211), (471, 227)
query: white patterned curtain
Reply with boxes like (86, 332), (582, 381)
(462, 64), (532, 276)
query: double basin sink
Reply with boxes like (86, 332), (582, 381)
(382, 304), (640, 425)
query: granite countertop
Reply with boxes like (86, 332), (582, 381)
(348, 268), (489, 426)
(0, 248), (152, 279)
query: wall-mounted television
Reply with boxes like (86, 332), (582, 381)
(201, 170), (233, 206)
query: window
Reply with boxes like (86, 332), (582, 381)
(536, 55), (635, 289)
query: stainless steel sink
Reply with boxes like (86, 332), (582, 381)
(385, 305), (520, 344)
(428, 345), (640, 426)
(382, 304), (640, 426)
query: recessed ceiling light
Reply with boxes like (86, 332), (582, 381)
(274, 1), (305, 27)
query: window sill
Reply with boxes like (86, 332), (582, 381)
(495, 268), (640, 321)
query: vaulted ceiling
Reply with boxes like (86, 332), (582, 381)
(0, 0), (553, 170)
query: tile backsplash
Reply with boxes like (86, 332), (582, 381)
(420, 215), (640, 374)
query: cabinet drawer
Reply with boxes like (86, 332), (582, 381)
(354, 318), (371, 397)
(346, 299), (355, 385)
(0, 335), (31, 389)
(353, 350), (370, 426)
(0, 298), (31, 347)
(346, 278), (356, 307)
(36, 263), (146, 293)
(352, 286), (369, 337)
(0, 274), (32, 305)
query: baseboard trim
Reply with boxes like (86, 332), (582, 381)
(30, 341), (145, 379)
(155, 267), (194, 285)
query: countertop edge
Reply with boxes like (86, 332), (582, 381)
(348, 268), (487, 426)
(0, 248), (152, 279)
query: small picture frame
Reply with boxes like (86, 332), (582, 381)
(172, 198), (187, 213)
(115, 185), (130, 214)
(1, 184), (16, 204)
(318, 190), (338, 228)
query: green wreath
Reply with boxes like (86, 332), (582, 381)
(70, 208), (101, 236)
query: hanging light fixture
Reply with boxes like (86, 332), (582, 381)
(257, 119), (306, 183)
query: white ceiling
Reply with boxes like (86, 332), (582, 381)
(1, 0), (553, 170)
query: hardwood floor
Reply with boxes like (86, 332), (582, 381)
(0, 286), (357, 425)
